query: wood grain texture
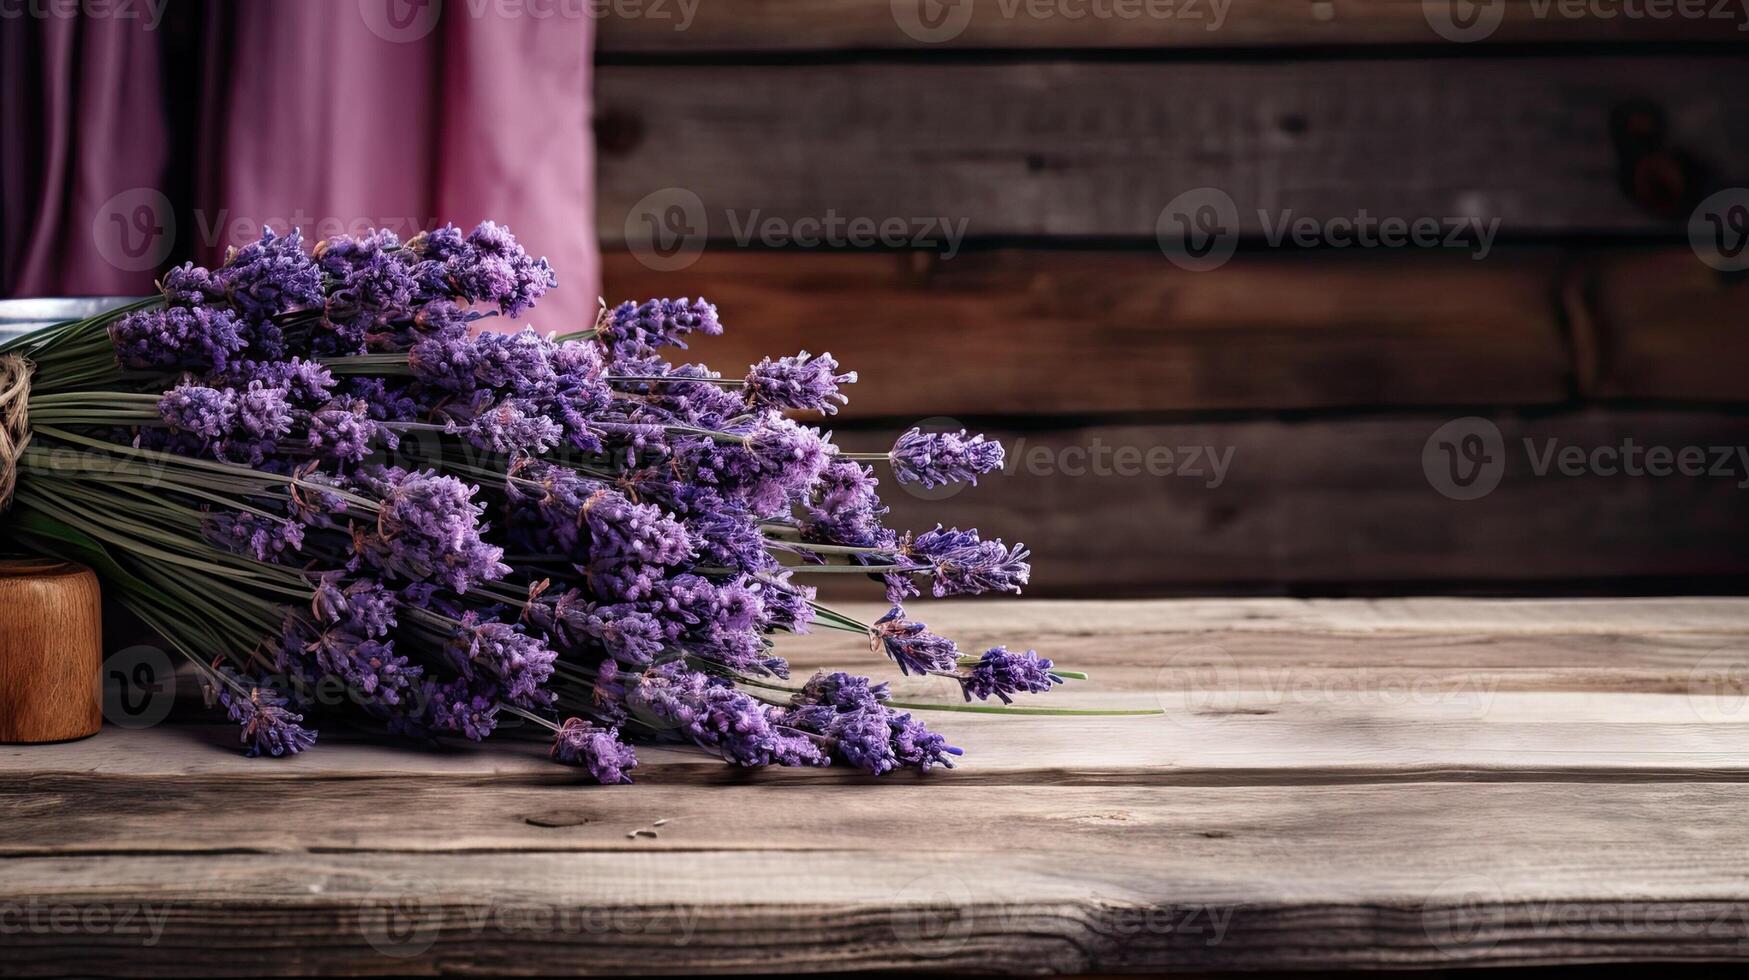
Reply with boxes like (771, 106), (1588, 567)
(822, 411), (1749, 594)
(0, 560), (101, 743)
(1579, 249), (1749, 402)
(596, 57), (1749, 239)
(4, 598), (1749, 973)
(598, 0), (1749, 52)
(602, 247), (1577, 415)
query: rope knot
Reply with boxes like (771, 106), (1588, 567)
(0, 353), (31, 514)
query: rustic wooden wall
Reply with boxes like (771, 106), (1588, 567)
(596, 9), (1749, 596)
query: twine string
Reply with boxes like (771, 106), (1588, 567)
(0, 353), (32, 514)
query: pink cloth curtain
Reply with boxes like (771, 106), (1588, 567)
(3, 2), (598, 334)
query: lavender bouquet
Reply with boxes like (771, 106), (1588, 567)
(0, 223), (1099, 783)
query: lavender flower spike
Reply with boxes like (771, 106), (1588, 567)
(906, 525), (1032, 598)
(744, 351), (857, 414)
(890, 427), (1005, 489)
(600, 298), (723, 357)
(870, 606), (960, 676)
(551, 718), (638, 784)
(208, 672), (318, 758)
(961, 646), (1063, 704)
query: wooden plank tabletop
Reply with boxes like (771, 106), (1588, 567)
(5, 598), (1749, 974)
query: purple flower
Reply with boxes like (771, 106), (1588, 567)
(627, 662), (824, 768)
(692, 414), (833, 518)
(158, 384), (235, 440)
(205, 511), (305, 563)
(584, 488), (694, 568)
(329, 639), (421, 707)
(217, 227), (322, 340)
(775, 671), (961, 774)
(446, 396), (563, 455)
(459, 221), (556, 317)
(601, 298), (722, 357)
(308, 400), (382, 464)
(905, 525), (1031, 598)
(311, 573), (400, 639)
(961, 646), (1061, 704)
(890, 427), (1005, 489)
(245, 358), (336, 406)
(112, 305), (246, 371)
(887, 709), (962, 771)
(423, 676), (500, 741)
(529, 591), (667, 667)
(207, 671), (317, 758)
(316, 231), (419, 351)
(448, 615), (557, 709)
(410, 221), (555, 317)
(870, 606), (960, 676)
(550, 718), (638, 784)
(754, 572), (816, 634)
(354, 466), (509, 592)
(800, 670), (890, 711)
(220, 383), (294, 465)
(612, 355), (747, 428)
(158, 262), (225, 307)
(744, 351), (856, 414)
(409, 328), (557, 395)
(803, 461), (891, 549)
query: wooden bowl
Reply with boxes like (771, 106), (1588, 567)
(0, 559), (102, 743)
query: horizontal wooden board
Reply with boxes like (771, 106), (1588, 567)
(1578, 249), (1749, 402)
(819, 411), (1749, 594)
(598, 0), (1749, 52)
(597, 57), (1749, 239)
(601, 247), (1577, 415)
(7, 599), (1749, 973)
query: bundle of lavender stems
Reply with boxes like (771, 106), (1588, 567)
(0, 223), (1117, 783)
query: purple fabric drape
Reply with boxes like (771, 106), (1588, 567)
(1, 13), (170, 296)
(2, 2), (598, 334)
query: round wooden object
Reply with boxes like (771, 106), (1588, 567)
(0, 559), (102, 743)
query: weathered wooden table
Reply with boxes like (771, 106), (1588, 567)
(6, 598), (1749, 974)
